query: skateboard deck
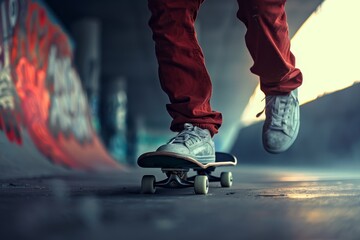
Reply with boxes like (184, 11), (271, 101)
(137, 151), (237, 195)
(138, 151), (237, 170)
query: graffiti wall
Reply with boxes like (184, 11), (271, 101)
(0, 0), (121, 171)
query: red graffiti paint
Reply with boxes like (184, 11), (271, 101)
(0, 0), (121, 170)
(15, 57), (69, 166)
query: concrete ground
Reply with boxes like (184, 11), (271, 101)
(1, 165), (360, 240)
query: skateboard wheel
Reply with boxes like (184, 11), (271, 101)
(194, 176), (209, 195)
(141, 175), (156, 194)
(220, 172), (233, 188)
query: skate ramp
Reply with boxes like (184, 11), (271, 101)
(0, 0), (122, 179)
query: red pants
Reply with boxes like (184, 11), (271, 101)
(148, 0), (303, 136)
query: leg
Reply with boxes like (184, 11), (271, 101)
(237, 0), (301, 153)
(237, 0), (302, 95)
(148, 0), (222, 136)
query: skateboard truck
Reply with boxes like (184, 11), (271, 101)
(155, 169), (193, 188)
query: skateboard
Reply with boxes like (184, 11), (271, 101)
(137, 152), (237, 195)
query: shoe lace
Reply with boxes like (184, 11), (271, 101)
(256, 93), (297, 131)
(169, 123), (205, 146)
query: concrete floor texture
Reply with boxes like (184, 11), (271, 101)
(1, 165), (360, 240)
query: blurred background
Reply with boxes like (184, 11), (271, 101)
(1, 1), (360, 239)
(45, 0), (360, 168)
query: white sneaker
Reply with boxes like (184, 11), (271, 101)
(156, 123), (215, 164)
(261, 89), (300, 153)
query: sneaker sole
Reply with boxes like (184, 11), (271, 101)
(158, 151), (215, 165)
(263, 120), (300, 154)
(195, 155), (216, 164)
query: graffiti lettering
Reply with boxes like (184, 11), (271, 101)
(0, 68), (14, 109)
(0, 0), (17, 110)
(48, 46), (91, 141)
(0, 0), (119, 168)
(9, 0), (18, 28)
(0, 95), (14, 109)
